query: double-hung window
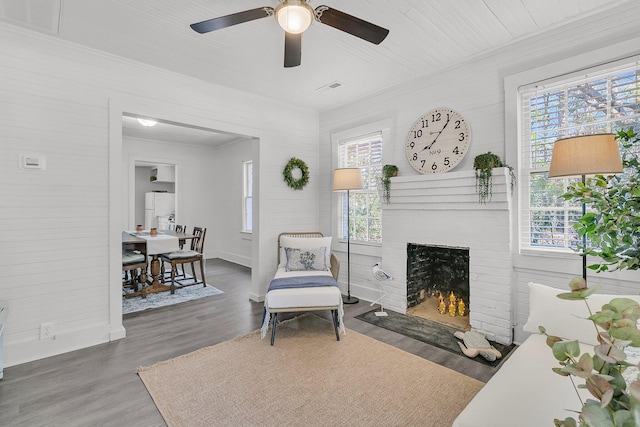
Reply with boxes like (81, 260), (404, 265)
(337, 132), (383, 243)
(243, 160), (253, 233)
(520, 60), (640, 252)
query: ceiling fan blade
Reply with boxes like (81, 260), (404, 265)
(190, 7), (274, 34)
(314, 6), (389, 45)
(284, 32), (302, 68)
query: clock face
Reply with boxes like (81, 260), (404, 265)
(405, 108), (471, 174)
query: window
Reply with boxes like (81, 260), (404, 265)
(337, 132), (383, 243)
(520, 60), (640, 252)
(243, 161), (252, 232)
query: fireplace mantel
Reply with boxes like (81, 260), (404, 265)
(384, 167), (511, 210)
(380, 167), (514, 344)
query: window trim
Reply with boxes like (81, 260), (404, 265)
(504, 40), (640, 257)
(242, 160), (252, 233)
(331, 118), (393, 248)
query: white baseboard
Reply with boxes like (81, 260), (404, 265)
(5, 323), (114, 368)
(216, 251), (251, 268)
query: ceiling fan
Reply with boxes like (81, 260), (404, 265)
(190, 0), (389, 68)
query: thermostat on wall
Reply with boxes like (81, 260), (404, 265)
(20, 154), (46, 170)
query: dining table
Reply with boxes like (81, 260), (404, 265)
(122, 229), (195, 298)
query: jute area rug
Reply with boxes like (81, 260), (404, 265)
(138, 314), (484, 426)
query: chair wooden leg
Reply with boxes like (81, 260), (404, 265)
(198, 258), (206, 287)
(140, 265), (146, 288)
(170, 261), (176, 294)
(191, 262), (197, 283)
(332, 310), (340, 341)
(131, 269), (140, 292)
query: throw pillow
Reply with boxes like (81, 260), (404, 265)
(279, 236), (332, 268)
(284, 247), (328, 272)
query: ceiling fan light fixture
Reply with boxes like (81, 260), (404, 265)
(137, 118), (158, 127)
(275, 1), (314, 34)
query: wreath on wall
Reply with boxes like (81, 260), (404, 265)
(283, 157), (309, 190)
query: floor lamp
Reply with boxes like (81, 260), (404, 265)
(548, 134), (622, 283)
(333, 168), (362, 304)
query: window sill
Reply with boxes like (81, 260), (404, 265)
(333, 239), (382, 257)
(336, 239), (381, 248)
(519, 247), (578, 259)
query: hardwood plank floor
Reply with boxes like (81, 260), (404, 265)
(0, 259), (502, 427)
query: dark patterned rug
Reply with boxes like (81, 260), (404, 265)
(355, 309), (516, 367)
(123, 271), (223, 314)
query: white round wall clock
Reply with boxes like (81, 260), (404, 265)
(405, 107), (471, 174)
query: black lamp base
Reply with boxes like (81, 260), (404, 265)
(342, 295), (359, 304)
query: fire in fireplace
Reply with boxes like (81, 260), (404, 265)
(406, 243), (470, 329)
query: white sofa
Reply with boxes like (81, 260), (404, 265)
(453, 282), (640, 427)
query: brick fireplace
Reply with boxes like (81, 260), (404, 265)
(378, 168), (514, 344)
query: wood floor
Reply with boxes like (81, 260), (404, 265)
(0, 259), (500, 427)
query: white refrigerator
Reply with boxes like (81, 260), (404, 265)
(144, 192), (175, 230)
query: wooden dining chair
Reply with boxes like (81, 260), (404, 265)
(175, 224), (186, 249)
(160, 227), (207, 294)
(122, 250), (147, 298)
(162, 224), (187, 281)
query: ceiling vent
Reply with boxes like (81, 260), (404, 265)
(316, 81), (343, 92)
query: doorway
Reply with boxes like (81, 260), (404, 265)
(120, 113), (257, 278)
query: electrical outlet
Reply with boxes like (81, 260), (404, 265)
(40, 322), (54, 340)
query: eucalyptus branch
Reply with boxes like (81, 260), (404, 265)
(569, 375), (585, 407)
(543, 278), (640, 425)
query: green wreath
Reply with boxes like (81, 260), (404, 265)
(283, 157), (309, 190)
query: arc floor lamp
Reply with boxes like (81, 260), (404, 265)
(333, 167), (362, 304)
(548, 133), (622, 283)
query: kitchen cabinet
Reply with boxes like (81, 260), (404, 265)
(150, 165), (175, 183)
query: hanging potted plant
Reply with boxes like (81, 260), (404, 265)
(473, 152), (515, 204)
(381, 164), (398, 204)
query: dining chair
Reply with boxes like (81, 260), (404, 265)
(122, 250), (147, 297)
(175, 224), (186, 249)
(160, 226), (207, 294)
(162, 224), (187, 282)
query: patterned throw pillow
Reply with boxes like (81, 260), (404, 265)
(278, 236), (332, 269)
(284, 247), (328, 272)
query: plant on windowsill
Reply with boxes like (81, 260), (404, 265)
(561, 129), (640, 273)
(380, 164), (398, 204)
(473, 152), (515, 204)
(539, 277), (640, 427)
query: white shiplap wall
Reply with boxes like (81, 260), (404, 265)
(0, 22), (318, 367)
(320, 4), (640, 344)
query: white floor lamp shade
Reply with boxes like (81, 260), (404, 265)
(333, 168), (362, 304)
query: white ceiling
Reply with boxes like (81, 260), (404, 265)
(0, 0), (632, 114)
